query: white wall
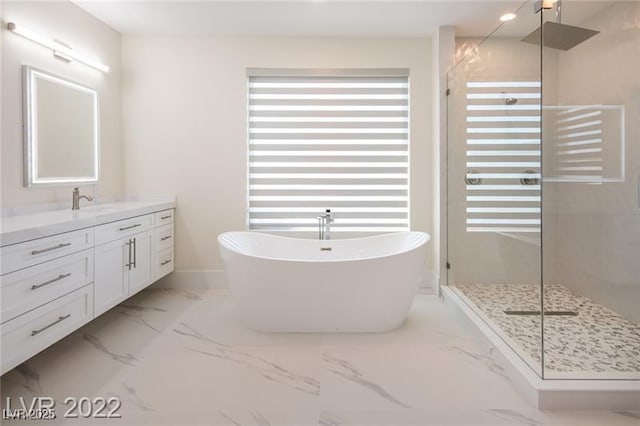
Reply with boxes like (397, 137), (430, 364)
(1, 1), (122, 208)
(121, 36), (433, 278)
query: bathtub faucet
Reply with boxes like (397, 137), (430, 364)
(317, 209), (334, 240)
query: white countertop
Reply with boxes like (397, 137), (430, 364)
(0, 196), (176, 247)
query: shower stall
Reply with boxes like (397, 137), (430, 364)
(446, 0), (639, 381)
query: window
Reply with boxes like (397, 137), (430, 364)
(247, 70), (410, 235)
(464, 81), (542, 233)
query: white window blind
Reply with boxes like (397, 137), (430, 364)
(248, 71), (409, 235)
(465, 81), (541, 233)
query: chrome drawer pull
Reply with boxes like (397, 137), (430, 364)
(160, 215), (172, 220)
(31, 243), (71, 255)
(31, 273), (71, 290)
(31, 314), (71, 336)
(119, 223), (142, 231)
(161, 259), (172, 266)
(160, 235), (172, 241)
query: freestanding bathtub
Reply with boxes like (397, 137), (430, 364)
(218, 231), (430, 332)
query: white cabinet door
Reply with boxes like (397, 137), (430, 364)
(93, 239), (128, 317)
(128, 231), (153, 296)
(94, 230), (154, 315)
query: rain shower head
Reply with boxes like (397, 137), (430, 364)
(522, 21), (600, 51)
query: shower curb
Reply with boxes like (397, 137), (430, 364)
(442, 286), (640, 410)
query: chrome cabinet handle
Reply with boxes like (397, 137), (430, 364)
(160, 215), (172, 220)
(31, 243), (71, 255)
(31, 273), (71, 290)
(161, 259), (172, 266)
(31, 314), (71, 336)
(125, 239), (133, 270)
(119, 223), (142, 231)
(132, 238), (137, 269)
(160, 235), (172, 241)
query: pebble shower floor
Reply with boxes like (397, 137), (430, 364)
(452, 283), (640, 379)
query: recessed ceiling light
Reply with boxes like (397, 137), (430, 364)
(500, 13), (517, 22)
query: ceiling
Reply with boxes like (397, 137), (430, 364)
(73, 0), (526, 37)
(72, 0), (614, 38)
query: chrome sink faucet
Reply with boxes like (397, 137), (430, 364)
(72, 187), (93, 210)
(317, 209), (334, 240)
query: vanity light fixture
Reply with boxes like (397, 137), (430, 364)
(500, 13), (517, 22)
(6, 22), (110, 73)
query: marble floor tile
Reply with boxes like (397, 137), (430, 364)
(319, 342), (530, 412)
(320, 409), (640, 426)
(172, 290), (324, 348)
(1, 288), (636, 425)
(319, 409), (544, 426)
(320, 295), (481, 348)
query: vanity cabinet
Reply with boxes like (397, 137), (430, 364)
(1, 204), (175, 375)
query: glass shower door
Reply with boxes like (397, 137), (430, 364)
(540, 0), (640, 380)
(446, 0), (545, 377)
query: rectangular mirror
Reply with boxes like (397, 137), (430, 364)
(23, 66), (99, 187)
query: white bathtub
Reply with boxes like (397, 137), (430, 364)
(218, 231), (430, 332)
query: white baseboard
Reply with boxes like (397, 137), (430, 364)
(420, 270), (438, 292)
(152, 270), (227, 289)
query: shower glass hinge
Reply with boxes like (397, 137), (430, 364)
(533, 0), (555, 13)
(446, 88), (450, 96)
(446, 262), (451, 270)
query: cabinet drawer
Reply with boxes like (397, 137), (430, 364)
(1, 284), (93, 375)
(155, 247), (174, 280)
(1, 249), (94, 323)
(154, 224), (174, 252)
(1, 228), (94, 276)
(155, 209), (174, 226)
(94, 214), (153, 245)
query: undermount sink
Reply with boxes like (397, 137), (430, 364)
(83, 206), (122, 214)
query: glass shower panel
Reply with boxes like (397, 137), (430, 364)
(541, 1), (640, 380)
(447, 0), (544, 377)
